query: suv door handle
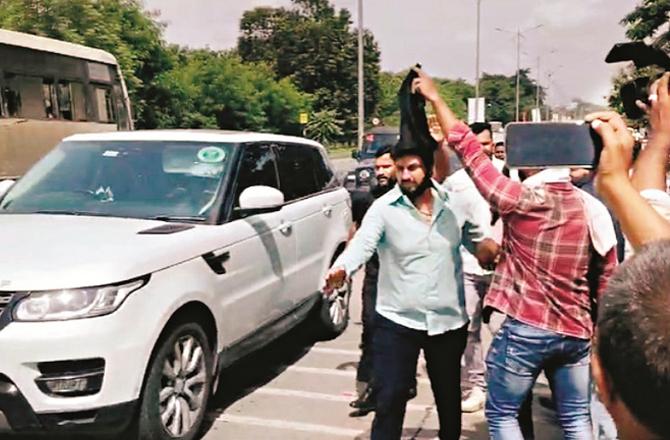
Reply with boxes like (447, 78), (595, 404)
(279, 221), (293, 235)
(321, 205), (333, 217)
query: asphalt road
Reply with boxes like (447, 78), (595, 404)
(8, 273), (565, 440)
(198, 274), (564, 440)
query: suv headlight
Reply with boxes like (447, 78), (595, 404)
(12, 278), (147, 322)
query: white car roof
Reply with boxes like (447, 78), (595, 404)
(0, 28), (118, 65)
(63, 130), (325, 149)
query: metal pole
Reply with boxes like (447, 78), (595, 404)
(515, 29), (520, 122)
(474, 0), (481, 122)
(535, 55), (540, 111)
(357, 0), (364, 150)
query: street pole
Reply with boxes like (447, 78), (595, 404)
(515, 29), (520, 122)
(535, 55), (541, 111)
(357, 0), (364, 151)
(497, 25), (541, 122)
(474, 0), (481, 122)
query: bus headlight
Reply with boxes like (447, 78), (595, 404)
(13, 278), (146, 322)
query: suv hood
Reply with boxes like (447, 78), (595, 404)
(0, 214), (231, 291)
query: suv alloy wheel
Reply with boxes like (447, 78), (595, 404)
(135, 321), (214, 440)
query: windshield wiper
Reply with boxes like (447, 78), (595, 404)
(150, 215), (207, 223)
(34, 210), (110, 217)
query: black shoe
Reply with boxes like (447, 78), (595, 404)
(349, 387), (375, 416)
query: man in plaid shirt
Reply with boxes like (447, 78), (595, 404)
(413, 68), (618, 439)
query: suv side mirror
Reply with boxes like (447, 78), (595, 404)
(0, 180), (15, 200)
(237, 185), (284, 216)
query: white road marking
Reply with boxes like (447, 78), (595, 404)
(214, 414), (365, 437)
(256, 387), (433, 411)
(312, 346), (361, 356)
(287, 366), (431, 385)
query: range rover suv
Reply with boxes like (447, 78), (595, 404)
(0, 130), (352, 439)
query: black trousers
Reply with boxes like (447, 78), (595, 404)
(371, 313), (467, 440)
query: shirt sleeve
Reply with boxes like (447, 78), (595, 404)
(333, 200), (385, 277)
(594, 247), (618, 300)
(447, 122), (525, 216)
(461, 187), (493, 255)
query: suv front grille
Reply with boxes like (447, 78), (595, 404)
(0, 293), (14, 314)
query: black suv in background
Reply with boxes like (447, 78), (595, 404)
(345, 126), (399, 192)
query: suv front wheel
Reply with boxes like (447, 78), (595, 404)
(135, 321), (214, 440)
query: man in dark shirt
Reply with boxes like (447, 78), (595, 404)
(349, 145), (396, 416)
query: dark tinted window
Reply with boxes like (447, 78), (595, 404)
(311, 148), (334, 190)
(234, 144), (279, 207)
(275, 143), (320, 201)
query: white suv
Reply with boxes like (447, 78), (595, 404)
(0, 130), (352, 439)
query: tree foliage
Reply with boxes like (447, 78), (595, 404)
(479, 70), (544, 124)
(609, 1), (670, 113)
(304, 109), (344, 146)
(0, 0), (174, 128)
(152, 50), (310, 134)
(622, 0), (670, 48)
(238, 0), (381, 141)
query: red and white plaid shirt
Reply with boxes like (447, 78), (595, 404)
(448, 123), (617, 339)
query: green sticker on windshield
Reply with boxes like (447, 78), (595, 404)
(197, 146), (226, 163)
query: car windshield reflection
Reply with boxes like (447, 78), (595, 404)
(0, 140), (236, 222)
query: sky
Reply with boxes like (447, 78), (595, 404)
(142, 0), (639, 106)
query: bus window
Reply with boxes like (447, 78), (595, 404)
(2, 76), (22, 117)
(9, 75), (42, 119)
(94, 86), (116, 123)
(42, 81), (57, 119)
(57, 81), (73, 120)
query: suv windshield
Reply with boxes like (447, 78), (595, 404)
(0, 140), (235, 221)
(360, 132), (399, 160)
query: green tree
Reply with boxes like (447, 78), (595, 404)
(0, 0), (174, 129)
(480, 70), (544, 124)
(608, 1), (670, 112)
(438, 78), (475, 120)
(152, 50), (310, 134)
(622, 0), (670, 48)
(376, 72), (474, 127)
(238, 0), (381, 142)
(304, 109), (344, 146)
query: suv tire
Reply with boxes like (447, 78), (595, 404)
(135, 321), (214, 440)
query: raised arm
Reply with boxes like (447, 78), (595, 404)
(411, 68), (524, 215)
(589, 113), (670, 248)
(631, 73), (670, 192)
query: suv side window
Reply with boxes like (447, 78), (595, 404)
(311, 147), (335, 190)
(234, 143), (280, 207)
(275, 143), (320, 201)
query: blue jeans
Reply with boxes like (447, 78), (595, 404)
(486, 318), (592, 440)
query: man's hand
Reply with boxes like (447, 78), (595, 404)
(585, 111), (635, 196)
(323, 266), (347, 294)
(411, 67), (441, 103)
(636, 73), (670, 141)
(475, 238), (501, 271)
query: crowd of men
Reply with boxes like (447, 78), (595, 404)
(324, 69), (670, 440)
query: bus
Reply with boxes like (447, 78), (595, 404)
(0, 28), (133, 179)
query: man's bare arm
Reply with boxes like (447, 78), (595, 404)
(590, 113), (670, 248)
(631, 73), (670, 191)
